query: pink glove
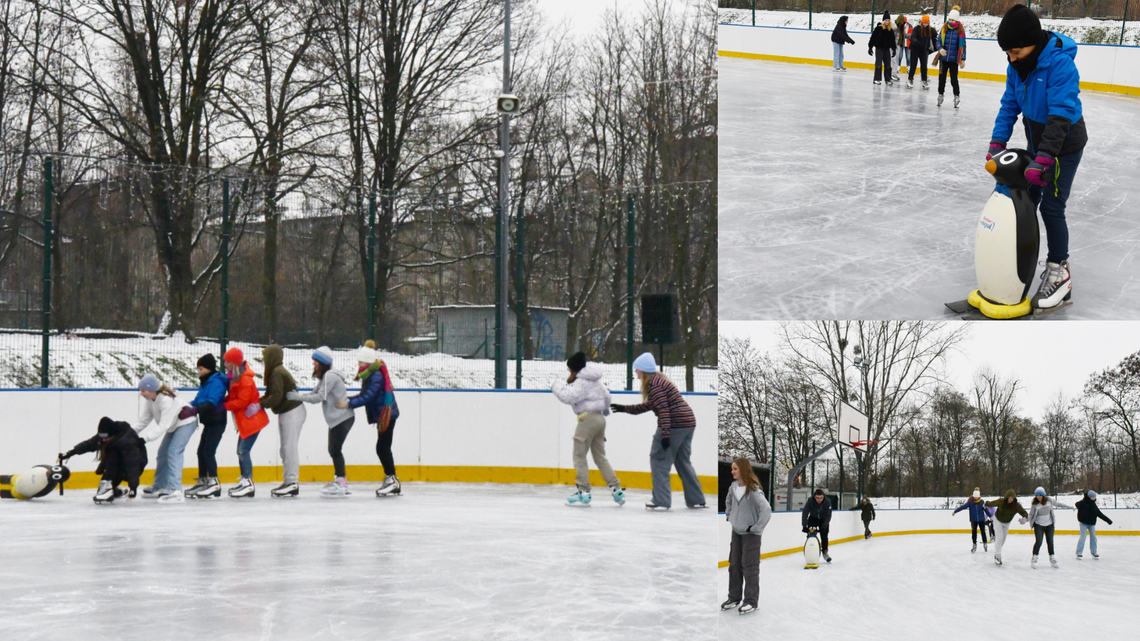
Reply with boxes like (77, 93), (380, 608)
(1024, 154), (1055, 187)
(986, 141), (1005, 161)
(178, 405), (197, 420)
(1018, 517), (1028, 525)
(245, 402), (261, 418)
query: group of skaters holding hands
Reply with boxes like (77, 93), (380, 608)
(61, 346), (706, 511)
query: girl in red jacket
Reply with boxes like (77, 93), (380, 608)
(223, 348), (270, 498)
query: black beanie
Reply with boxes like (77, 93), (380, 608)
(567, 351), (587, 373)
(197, 353), (217, 372)
(997, 4), (1042, 50)
(97, 416), (116, 437)
(882, 11), (890, 22)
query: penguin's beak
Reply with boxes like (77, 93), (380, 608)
(985, 159), (997, 175)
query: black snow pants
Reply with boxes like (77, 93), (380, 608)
(1033, 523), (1056, 556)
(874, 48), (893, 82)
(938, 62), (960, 96)
(971, 521), (989, 544)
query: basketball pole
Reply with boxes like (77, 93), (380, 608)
(785, 440), (838, 512)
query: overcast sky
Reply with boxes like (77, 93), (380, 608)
(720, 320), (1140, 423)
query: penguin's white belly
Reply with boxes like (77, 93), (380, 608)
(974, 192), (1026, 305)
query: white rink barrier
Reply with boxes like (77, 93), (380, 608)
(0, 389), (716, 492)
(718, 504), (1140, 567)
(718, 23), (1140, 95)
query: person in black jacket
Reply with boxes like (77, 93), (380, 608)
(62, 417), (148, 503)
(851, 497), (876, 538)
(869, 15), (897, 85)
(831, 16), (856, 71)
(1075, 490), (1113, 558)
(802, 489), (833, 561)
(908, 15), (937, 88)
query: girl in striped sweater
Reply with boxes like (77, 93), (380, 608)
(611, 352), (706, 510)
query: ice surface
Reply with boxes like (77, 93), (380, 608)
(0, 483), (716, 640)
(719, 58), (1140, 320)
(718, 532), (1140, 639)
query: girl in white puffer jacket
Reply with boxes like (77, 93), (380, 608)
(552, 352), (624, 506)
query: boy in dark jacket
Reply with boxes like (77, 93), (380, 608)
(802, 489), (833, 561)
(62, 417), (148, 503)
(831, 16), (856, 71)
(908, 15), (936, 89)
(181, 353), (229, 499)
(869, 14), (897, 85)
(953, 488), (989, 551)
(851, 497), (876, 538)
(1075, 490), (1112, 558)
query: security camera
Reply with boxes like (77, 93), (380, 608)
(497, 93), (520, 114)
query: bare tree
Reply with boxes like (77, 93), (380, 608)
(971, 368), (1033, 490)
(1084, 350), (1140, 488)
(1040, 392), (1080, 494)
(717, 336), (775, 463)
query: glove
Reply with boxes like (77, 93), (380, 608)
(1018, 517), (1028, 525)
(1024, 154), (1055, 186)
(244, 402), (261, 418)
(178, 405), (197, 420)
(610, 404), (626, 413)
(335, 399), (349, 410)
(60, 451), (73, 462)
(868, 48), (873, 57)
(661, 436), (671, 450)
(803, 526), (809, 533)
(939, 48), (947, 56)
(286, 390), (301, 401)
(746, 525), (753, 533)
(986, 140), (1006, 161)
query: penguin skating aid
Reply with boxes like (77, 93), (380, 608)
(0, 464), (70, 499)
(803, 528), (821, 569)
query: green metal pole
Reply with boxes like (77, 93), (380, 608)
(515, 201), (523, 389)
(625, 195), (635, 391)
(40, 157), (53, 388)
(771, 423), (777, 504)
(809, 0), (813, 30)
(838, 447), (844, 509)
(494, 198), (504, 387)
(751, 0), (755, 26)
(944, 0), (948, 24)
(367, 193), (377, 341)
(220, 179), (230, 357)
(872, 0), (875, 34)
(1122, 0), (1130, 46)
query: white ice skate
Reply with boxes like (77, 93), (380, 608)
(191, 477), (220, 499)
(738, 604), (756, 616)
(983, 541), (988, 552)
(1031, 555), (1038, 568)
(937, 94), (944, 107)
(1076, 553), (1082, 559)
(376, 475), (401, 497)
(1032, 261), (1072, 314)
(1092, 553), (1099, 559)
(907, 79), (914, 89)
(721, 599), (740, 611)
(93, 479), (115, 504)
(229, 478), (255, 498)
(873, 80), (882, 85)
(157, 491), (184, 503)
(141, 485), (160, 498)
(320, 478), (351, 498)
(954, 95), (961, 109)
(271, 482), (299, 498)
(1050, 556), (1059, 568)
(971, 543), (976, 553)
(184, 478), (208, 498)
(923, 79), (930, 90)
(994, 554), (1002, 565)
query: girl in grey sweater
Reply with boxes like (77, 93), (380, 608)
(722, 458), (772, 616)
(1026, 486), (1072, 568)
(288, 347), (354, 497)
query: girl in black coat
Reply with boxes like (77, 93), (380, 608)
(831, 16), (856, 71)
(908, 16), (937, 87)
(869, 17), (897, 85)
(62, 417), (148, 503)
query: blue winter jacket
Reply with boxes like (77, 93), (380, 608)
(191, 371), (230, 427)
(992, 32), (1087, 158)
(954, 498), (989, 523)
(348, 368), (400, 425)
(938, 23), (965, 63)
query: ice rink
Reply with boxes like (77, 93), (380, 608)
(0, 483), (716, 640)
(718, 532), (1140, 639)
(720, 57), (1140, 319)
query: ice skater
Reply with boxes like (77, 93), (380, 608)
(134, 374), (198, 503)
(222, 348), (270, 498)
(62, 417), (148, 503)
(952, 488), (989, 552)
(181, 354), (229, 499)
(989, 4), (1086, 313)
(801, 489), (833, 562)
(851, 496), (875, 538)
(1027, 487), (1072, 568)
(831, 16), (855, 71)
(260, 344), (306, 498)
(894, 14), (911, 82)
(985, 489), (1028, 565)
(1075, 490), (1112, 559)
(288, 346), (355, 497)
(907, 15), (936, 89)
(934, 6), (966, 107)
(722, 458), (771, 616)
(552, 351), (624, 506)
(338, 341), (401, 497)
(610, 352), (706, 510)
(868, 14), (897, 86)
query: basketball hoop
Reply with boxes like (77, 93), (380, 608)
(851, 440), (878, 450)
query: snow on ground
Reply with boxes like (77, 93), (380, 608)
(868, 492), (1140, 509)
(720, 9), (1140, 45)
(719, 531), (1140, 639)
(0, 482), (717, 641)
(0, 330), (716, 392)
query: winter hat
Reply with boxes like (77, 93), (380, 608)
(996, 4), (1042, 50)
(197, 353), (218, 372)
(312, 346), (334, 367)
(223, 347), (244, 365)
(922, 15), (930, 24)
(1034, 486), (1046, 496)
(138, 373), (161, 393)
(1088, 490), (1098, 499)
(947, 6), (960, 22)
(882, 11), (890, 22)
(632, 352), (657, 374)
(97, 416), (115, 437)
(972, 488), (980, 499)
(567, 351), (587, 373)
(356, 339), (378, 364)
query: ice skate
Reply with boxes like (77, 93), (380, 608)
(937, 93), (944, 107)
(994, 554), (1002, 565)
(971, 543), (976, 553)
(93, 479), (115, 504)
(886, 79), (893, 86)
(983, 541), (988, 552)
(1077, 553), (1082, 559)
(721, 599), (740, 611)
(157, 491), (184, 503)
(1092, 553), (1099, 558)
(906, 78), (913, 89)
(839, 67), (847, 72)
(822, 551), (832, 563)
(114, 487), (133, 499)
(645, 502), (669, 510)
(320, 478), (350, 498)
(567, 490), (592, 506)
(228, 477), (255, 498)
(612, 487), (626, 506)
(1032, 261), (1073, 314)
(954, 95), (961, 108)
(184, 477), (208, 498)
(873, 80), (882, 85)
(688, 503), (709, 509)
(191, 477), (221, 499)
(142, 485), (159, 498)
(923, 79), (930, 90)
(865, 532), (871, 539)
(1031, 555), (1038, 568)
(1050, 556), (1058, 568)
(738, 604), (756, 616)
(271, 482), (299, 498)
(376, 475), (401, 497)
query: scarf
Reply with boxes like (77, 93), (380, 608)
(1011, 31), (1050, 81)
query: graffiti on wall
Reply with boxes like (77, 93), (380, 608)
(531, 310), (564, 361)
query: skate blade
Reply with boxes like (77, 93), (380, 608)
(1032, 299), (1073, 317)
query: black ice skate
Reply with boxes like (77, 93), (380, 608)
(271, 482), (299, 498)
(376, 475), (401, 497)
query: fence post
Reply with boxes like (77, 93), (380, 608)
(944, 0), (949, 24)
(220, 179), (231, 357)
(40, 157), (53, 388)
(515, 200), (524, 389)
(626, 194), (635, 391)
(367, 192), (377, 341)
(1122, 1), (1130, 46)
(872, 0), (876, 34)
(751, 0), (755, 26)
(809, 0), (813, 30)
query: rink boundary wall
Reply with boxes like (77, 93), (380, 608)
(717, 509), (1140, 568)
(718, 24), (1140, 97)
(0, 389), (716, 494)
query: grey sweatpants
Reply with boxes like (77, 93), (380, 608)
(728, 531), (762, 607)
(649, 427), (704, 508)
(573, 412), (619, 493)
(278, 404), (306, 483)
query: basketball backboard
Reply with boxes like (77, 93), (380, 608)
(837, 401), (869, 453)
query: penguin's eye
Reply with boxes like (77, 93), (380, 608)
(998, 151), (1018, 165)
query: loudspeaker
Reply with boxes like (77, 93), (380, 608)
(641, 294), (676, 344)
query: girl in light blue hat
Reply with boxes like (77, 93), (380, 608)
(135, 373), (198, 502)
(288, 346), (355, 497)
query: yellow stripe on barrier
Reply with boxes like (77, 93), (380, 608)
(717, 50), (1140, 96)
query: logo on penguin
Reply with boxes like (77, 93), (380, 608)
(979, 216), (997, 232)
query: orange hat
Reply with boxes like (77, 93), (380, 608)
(223, 347), (244, 365)
(922, 15), (930, 23)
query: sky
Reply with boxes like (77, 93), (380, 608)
(720, 320), (1140, 423)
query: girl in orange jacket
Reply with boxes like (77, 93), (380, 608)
(222, 347), (269, 498)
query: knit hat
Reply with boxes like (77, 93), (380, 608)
(356, 340), (377, 364)
(633, 352), (657, 374)
(882, 11), (890, 22)
(138, 373), (161, 393)
(312, 346), (334, 366)
(567, 351), (587, 373)
(1088, 490), (1097, 499)
(98, 416), (115, 438)
(996, 4), (1042, 50)
(197, 353), (217, 372)
(223, 347), (244, 365)
(922, 15), (930, 24)
(1034, 486), (1046, 496)
(947, 6), (960, 22)
(972, 488), (980, 499)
